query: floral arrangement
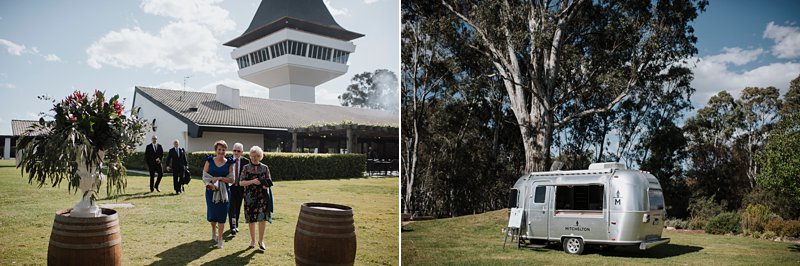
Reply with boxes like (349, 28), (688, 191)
(17, 90), (148, 198)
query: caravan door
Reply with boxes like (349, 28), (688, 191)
(528, 183), (551, 239)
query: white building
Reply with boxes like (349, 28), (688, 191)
(133, 86), (398, 158)
(224, 0), (364, 103)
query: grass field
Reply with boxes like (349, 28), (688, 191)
(402, 209), (800, 265)
(0, 160), (399, 265)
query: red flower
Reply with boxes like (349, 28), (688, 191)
(113, 100), (124, 115)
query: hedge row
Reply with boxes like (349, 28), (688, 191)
(123, 151), (366, 180)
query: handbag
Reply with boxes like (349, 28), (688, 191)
(181, 168), (191, 185)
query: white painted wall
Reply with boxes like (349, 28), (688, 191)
(187, 131), (264, 153)
(3, 137), (10, 159)
(134, 91), (190, 152)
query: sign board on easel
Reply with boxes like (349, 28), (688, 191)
(508, 208), (523, 228)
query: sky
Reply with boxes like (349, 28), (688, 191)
(687, 0), (800, 107)
(0, 0), (399, 135)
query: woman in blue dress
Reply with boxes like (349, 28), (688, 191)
(202, 140), (234, 248)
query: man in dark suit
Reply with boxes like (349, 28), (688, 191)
(145, 135), (164, 192)
(228, 142), (249, 235)
(165, 139), (188, 195)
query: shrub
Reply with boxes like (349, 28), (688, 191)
(688, 196), (724, 221)
(665, 219), (689, 229)
(765, 219), (784, 235)
(124, 151), (367, 180)
(781, 220), (800, 238)
(762, 230), (777, 240)
(752, 230), (762, 239)
(688, 218), (707, 230)
(705, 212), (741, 235)
(741, 203), (771, 233)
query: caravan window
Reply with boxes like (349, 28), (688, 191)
(649, 189), (664, 210)
(508, 189), (519, 208)
(533, 186), (546, 203)
(555, 185), (604, 211)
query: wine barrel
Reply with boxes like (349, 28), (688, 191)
(47, 208), (122, 266)
(294, 202), (357, 266)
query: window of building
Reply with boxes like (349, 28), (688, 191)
(555, 185), (604, 211)
(332, 49), (349, 64)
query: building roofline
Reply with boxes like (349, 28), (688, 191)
(134, 86), (203, 137)
(224, 16), (364, 47)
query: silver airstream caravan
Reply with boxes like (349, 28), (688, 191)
(507, 162), (669, 255)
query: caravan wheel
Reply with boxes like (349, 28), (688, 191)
(563, 237), (584, 255)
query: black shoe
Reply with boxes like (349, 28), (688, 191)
(156, 188), (161, 192)
(231, 230), (237, 236)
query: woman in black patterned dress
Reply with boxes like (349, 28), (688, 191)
(239, 145), (274, 250)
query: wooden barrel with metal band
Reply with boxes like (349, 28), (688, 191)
(294, 202), (356, 266)
(47, 208), (122, 266)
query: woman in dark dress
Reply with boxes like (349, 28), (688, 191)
(202, 140), (234, 248)
(239, 145), (274, 250)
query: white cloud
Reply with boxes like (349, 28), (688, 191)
(87, 0), (235, 75)
(688, 48), (800, 105)
(43, 54), (61, 62)
(0, 83), (16, 89)
(0, 38), (62, 62)
(316, 87), (343, 106)
(140, 0), (235, 34)
(763, 22), (800, 59)
(363, 0), (380, 4)
(704, 47), (763, 66)
(87, 22), (232, 75)
(323, 0), (350, 17)
(0, 39), (25, 55)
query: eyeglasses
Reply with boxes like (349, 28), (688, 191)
(233, 150), (242, 153)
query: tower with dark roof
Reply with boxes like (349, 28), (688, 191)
(224, 0), (364, 103)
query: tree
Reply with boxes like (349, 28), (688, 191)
(781, 74), (800, 116)
(685, 91), (748, 209)
(401, 3), (455, 214)
(756, 114), (800, 219)
(402, 2), (526, 217)
(339, 69), (399, 113)
(639, 120), (690, 218)
(440, 0), (707, 172)
(736, 86), (781, 188)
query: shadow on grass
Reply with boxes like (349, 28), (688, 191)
(99, 191), (179, 201)
(594, 244), (703, 258)
(201, 248), (260, 265)
(100, 192), (147, 200)
(149, 240), (211, 266)
(521, 243), (703, 258)
(789, 245), (800, 252)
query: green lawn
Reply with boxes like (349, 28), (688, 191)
(402, 209), (800, 265)
(0, 160), (398, 265)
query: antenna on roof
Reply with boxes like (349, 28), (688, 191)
(180, 75), (192, 101)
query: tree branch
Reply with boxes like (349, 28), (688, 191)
(554, 77), (634, 128)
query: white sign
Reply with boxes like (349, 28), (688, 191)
(508, 208), (523, 228)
